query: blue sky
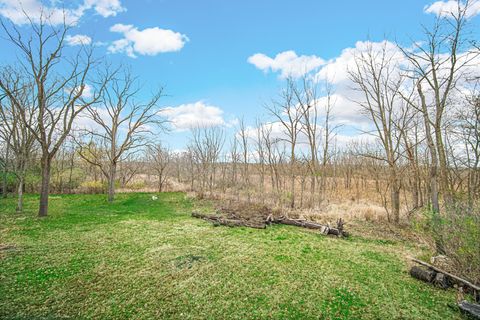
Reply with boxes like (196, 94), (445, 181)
(1, 0), (479, 149)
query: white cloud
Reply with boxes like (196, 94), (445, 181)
(161, 101), (226, 131)
(66, 84), (94, 102)
(74, 106), (109, 132)
(108, 23), (188, 58)
(311, 40), (408, 129)
(243, 120), (375, 157)
(0, 0), (125, 25)
(316, 40), (404, 85)
(80, 84), (94, 99)
(66, 34), (92, 46)
(424, 0), (480, 18)
(248, 51), (325, 78)
(83, 0), (125, 17)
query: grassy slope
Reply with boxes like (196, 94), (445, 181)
(0, 193), (461, 319)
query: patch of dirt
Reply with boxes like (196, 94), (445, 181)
(0, 244), (17, 251)
(0, 243), (17, 259)
(174, 254), (206, 269)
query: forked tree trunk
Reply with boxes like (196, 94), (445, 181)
(38, 155), (51, 217)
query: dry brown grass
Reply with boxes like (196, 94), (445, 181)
(122, 173), (417, 227)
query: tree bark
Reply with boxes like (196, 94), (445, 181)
(418, 84), (440, 213)
(391, 173), (400, 224)
(435, 128), (453, 207)
(16, 176), (24, 213)
(158, 171), (163, 193)
(38, 155), (51, 217)
(108, 162), (117, 203)
(2, 139), (10, 198)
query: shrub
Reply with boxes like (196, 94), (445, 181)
(80, 180), (105, 194)
(127, 181), (146, 190)
(0, 171), (16, 193)
(415, 202), (480, 284)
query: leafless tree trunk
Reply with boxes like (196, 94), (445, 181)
(0, 13), (105, 216)
(400, 0), (479, 210)
(76, 70), (165, 202)
(1, 136), (10, 199)
(267, 78), (303, 208)
(147, 144), (170, 192)
(238, 118), (250, 200)
(0, 69), (37, 211)
(188, 126), (225, 196)
(349, 41), (409, 223)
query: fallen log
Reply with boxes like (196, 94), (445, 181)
(410, 266), (436, 283)
(433, 272), (450, 289)
(192, 211), (266, 229)
(193, 211), (348, 236)
(271, 216), (347, 237)
(458, 300), (480, 319)
(273, 217), (329, 234)
(411, 258), (480, 296)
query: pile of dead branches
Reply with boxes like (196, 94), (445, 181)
(192, 202), (348, 237)
(409, 257), (480, 318)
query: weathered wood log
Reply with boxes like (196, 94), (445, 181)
(410, 266), (436, 283)
(193, 211), (347, 236)
(273, 218), (329, 234)
(411, 258), (480, 296)
(272, 217), (347, 237)
(458, 300), (480, 319)
(433, 272), (450, 289)
(192, 211), (266, 229)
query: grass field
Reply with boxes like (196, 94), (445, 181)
(0, 193), (462, 319)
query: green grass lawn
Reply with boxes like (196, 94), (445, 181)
(0, 193), (462, 319)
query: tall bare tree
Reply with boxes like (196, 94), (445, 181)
(400, 0), (479, 210)
(267, 78), (303, 208)
(147, 143), (170, 193)
(237, 118), (250, 199)
(0, 68), (37, 212)
(0, 13), (106, 216)
(188, 126), (225, 196)
(349, 41), (408, 223)
(76, 70), (165, 202)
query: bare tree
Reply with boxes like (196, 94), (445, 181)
(188, 126), (225, 196)
(147, 143), (170, 192)
(294, 75), (340, 205)
(254, 119), (267, 196)
(293, 76), (320, 205)
(0, 13), (106, 216)
(0, 136), (10, 199)
(400, 0), (479, 210)
(237, 118), (250, 200)
(454, 85), (480, 205)
(267, 78), (303, 208)
(349, 41), (408, 223)
(76, 70), (165, 202)
(0, 68), (37, 211)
